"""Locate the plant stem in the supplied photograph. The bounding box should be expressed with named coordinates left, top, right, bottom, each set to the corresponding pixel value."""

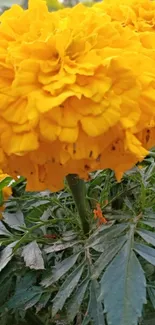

left=102, top=184, right=139, bottom=209
left=66, top=174, right=90, bottom=235
left=12, top=217, right=74, bottom=252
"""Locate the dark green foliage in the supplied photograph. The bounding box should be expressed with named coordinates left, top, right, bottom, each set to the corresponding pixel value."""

left=1, top=156, right=155, bottom=324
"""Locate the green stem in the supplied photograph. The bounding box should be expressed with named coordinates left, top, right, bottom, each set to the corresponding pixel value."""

left=66, top=174, right=90, bottom=235
left=12, top=217, right=74, bottom=252
left=102, top=184, right=139, bottom=210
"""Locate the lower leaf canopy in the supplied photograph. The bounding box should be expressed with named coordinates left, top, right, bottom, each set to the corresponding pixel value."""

left=99, top=233, right=146, bottom=325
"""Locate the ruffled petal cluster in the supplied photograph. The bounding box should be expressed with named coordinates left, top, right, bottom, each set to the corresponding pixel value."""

left=0, top=0, right=155, bottom=191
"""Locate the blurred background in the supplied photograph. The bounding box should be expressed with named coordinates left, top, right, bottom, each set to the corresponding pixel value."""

left=0, top=0, right=101, bottom=13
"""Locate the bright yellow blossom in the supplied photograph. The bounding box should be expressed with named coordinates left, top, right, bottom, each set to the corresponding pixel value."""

left=0, top=0, right=155, bottom=191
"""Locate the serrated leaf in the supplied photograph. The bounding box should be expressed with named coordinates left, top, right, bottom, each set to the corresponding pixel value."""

left=141, top=220, right=155, bottom=228
left=134, top=243, right=155, bottom=265
left=87, top=224, right=128, bottom=249
left=22, top=241, right=44, bottom=270
left=88, top=222, right=114, bottom=243
left=5, top=272, right=40, bottom=311
left=148, top=287, right=155, bottom=309
left=100, top=239, right=146, bottom=325
left=105, top=212, right=131, bottom=221
left=41, top=253, right=80, bottom=287
left=0, top=221, right=11, bottom=236
left=137, top=229, right=155, bottom=246
left=62, top=230, right=77, bottom=242
left=0, top=262, right=15, bottom=286
left=88, top=280, right=105, bottom=325
left=92, top=235, right=127, bottom=279
left=6, top=286, right=42, bottom=310
left=67, top=278, right=89, bottom=322
left=52, top=262, right=85, bottom=317
left=82, top=315, right=90, bottom=325
left=0, top=278, right=12, bottom=305
left=16, top=272, right=37, bottom=291
left=3, top=210, right=25, bottom=230
left=36, top=292, right=51, bottom=313
left=27, top=203, right=50, bottom=221
left=0, top=242, right=17, bottom=272
left=24, top=293, right=42, bottom=310
left=145, top=160, right=155, bottom=179
left=44, top=240, right=80, bottom=253
left=124, top=197, right=135, bottom=213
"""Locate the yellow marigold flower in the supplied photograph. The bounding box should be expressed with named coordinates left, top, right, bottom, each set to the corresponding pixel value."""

left=95, top=0, right=155, bottom=32
left=0, top=0, right=155, bottom=191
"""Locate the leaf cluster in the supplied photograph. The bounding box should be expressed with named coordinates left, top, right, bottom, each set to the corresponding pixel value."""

left=1, top=157, right=155, bottom=324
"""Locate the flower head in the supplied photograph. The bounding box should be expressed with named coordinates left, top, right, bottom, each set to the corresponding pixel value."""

left=0, top=0, right=155, bottom=191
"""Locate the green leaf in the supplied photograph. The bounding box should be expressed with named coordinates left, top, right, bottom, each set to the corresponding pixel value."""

left=3, top=210, right=25, bottom=230
left=124, top=197, right=135, bottom=213
left=145, top=160, right=155, bottom=179
left=148, top=287, right=155, bottom=309
left=100, top=237, right=146, bottom=325
left=0, top=242, right=17, bottom=272
left=0, top=221, right=11, bottom=236
left=0, top=191, right=3, bottom=205
left=82, top=315, right=90, bottom=325
left=142, top=313, right=155, bottom=325
left=22, top=241, right=44, bottom=270
left=141, top=220, right=155, bottom=228
left=0, top=278, right=12, bottom=305
left=5, top=272, right=41, bottom=310
left=88, top=224, right=128, bottom=251
left=27, top=203, right=50, bottom=222
left=44, top=240, right=81, bottom=253
left=88, top=222, right=114, bottom=243
left=67, top=278, right=89, bottom=322
left=24, top=293, right=42, bottom=310
left=41, top=253, right=80, bottom=287
left=134, top=243, right=155, bottom=265
left=104, top=212, right=131, bottom=221
left=143, top=320, right=155, bottom=325
left=136, top=229, right=155, bottom=246
left=11, top=175, right=25, bottom=188
left=6, top=286, right=42, bottom=310
left=87, top=280, right=105, bottom=325
left=36, top=292, right=51, bottom=312
left=0, top=177, right=13, bottom=190
left=62, top=230, right=77, bottom=242
left=16, top=272, right=37, bottom=290
left=0, top=262, right=15, bottom=286
left=92, top=235, right=127, bottom=279
left=52, top=262, right=85, bottom=317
